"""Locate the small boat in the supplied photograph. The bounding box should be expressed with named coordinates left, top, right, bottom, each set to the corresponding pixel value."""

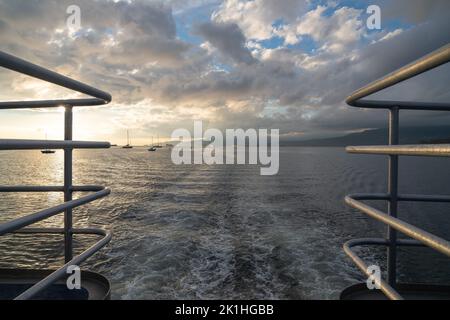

left=122, top=130, right=133, bottom=149
left=41, top=133, right=56, bottom=154
left=41, top=149, right=56, bottom=154
left=154, top=135, right=163, bottom=148
left=148, top=136, right=157, bottom=151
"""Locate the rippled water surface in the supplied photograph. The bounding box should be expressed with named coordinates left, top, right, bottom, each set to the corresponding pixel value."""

left=0, top=147, right=449, bottom=299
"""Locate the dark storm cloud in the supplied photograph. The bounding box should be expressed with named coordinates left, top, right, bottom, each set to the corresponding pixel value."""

left=380, top=0, right=450, bottom=24
left=0, top=0, right=193, bottom=103
left=318, top=11, right=450, bottom=107
left=194, top=21, right=256, bottom=65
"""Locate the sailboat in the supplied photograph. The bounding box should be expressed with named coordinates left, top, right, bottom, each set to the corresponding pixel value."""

left=122, top=130, right=133, bottom=149
left=148, top=136, right=157, bottom=151
left=154, top=135, right=163, bottom=148
left=41, top=149, right=56, bottom=154
left=41, top=133, right=56, bottom=154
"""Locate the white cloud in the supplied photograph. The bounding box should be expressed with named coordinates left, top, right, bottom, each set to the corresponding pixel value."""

left=212, top=0, right=309, bottom=41
left=277, top=5, right=365, bottom=52
left=376, top=28, right=403, bottom=43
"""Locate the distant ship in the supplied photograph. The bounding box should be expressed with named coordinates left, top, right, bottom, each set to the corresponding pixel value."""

left=148, top=136, right=157, bottom=151
left=41, top=149, right=56, bottom=154
left=122, top=130, right=133, bottom=149
left=154, top=135, right=163, bottom=148
left=41, top=133, right=55, bottom=154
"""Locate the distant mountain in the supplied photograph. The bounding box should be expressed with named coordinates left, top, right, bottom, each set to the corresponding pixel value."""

left=283, top=126, right=450, bottom=147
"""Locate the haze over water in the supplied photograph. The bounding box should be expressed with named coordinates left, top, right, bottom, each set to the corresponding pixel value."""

left=0, top=147, right=449, bottom=299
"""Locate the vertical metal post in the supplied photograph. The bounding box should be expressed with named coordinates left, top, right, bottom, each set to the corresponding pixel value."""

left=64, top=105, right=73, bottom=262
left=387, top=107, right=399, bottom=286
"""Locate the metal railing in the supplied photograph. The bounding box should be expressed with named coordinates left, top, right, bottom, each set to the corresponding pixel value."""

left=0, top=51, right=112, bottom=300
left=343, top=43, right=450, bottom=300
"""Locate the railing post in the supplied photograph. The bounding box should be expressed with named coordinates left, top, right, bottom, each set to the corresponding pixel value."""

left=387, top=106, right=399, bottom=286
left=64, top=105, right=73, bottom=262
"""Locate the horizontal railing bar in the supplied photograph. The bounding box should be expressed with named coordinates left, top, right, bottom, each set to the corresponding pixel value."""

left=346, top=144, right=450, bottom=157
left=13, top=227, right=108, bottom=236
left=348, top=100, right=450, bottom=110
left=73, top=185, right=106, bottom=192
left=398, top=194, right=450, bottom=202
left=0, top=139, right=110, bottom=150
left=345, top=238, right=424, bottom=248
left=0, top=186, right=64, bottom=192
left=343, top=240, right=403, bottom=300
left=0, top=98, right=107, bottom=110
left=14, top=228, right=111, bottom=300
left=346, top=44, right=450, bottom=107
left=0, top=185, right=105, bottom=193
left=0, top=51, right=111, bottom=104
left=345, top=196, right=450, bottom=257
left=349, top=193, right=390, bottom=200
left=350, top=193, right=450, bottom=203
left=0, top=189, right=110, bottom=236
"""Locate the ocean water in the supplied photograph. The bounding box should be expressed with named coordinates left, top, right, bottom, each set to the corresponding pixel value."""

left=0, top=147, right=449, bottom=299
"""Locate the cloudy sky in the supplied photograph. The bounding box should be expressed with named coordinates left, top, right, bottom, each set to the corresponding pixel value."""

left=0, top=0, right=449, bottom=144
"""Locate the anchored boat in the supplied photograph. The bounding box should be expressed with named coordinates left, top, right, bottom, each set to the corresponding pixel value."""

left=122, top=130, right=133, bottom=149
left=153, top=135, right=163, bottom=148
left=40, top=149, right=56, bottom=154
left=148, top=136, right=157, bottom=151
left=41, top=134, right=56, bottom=154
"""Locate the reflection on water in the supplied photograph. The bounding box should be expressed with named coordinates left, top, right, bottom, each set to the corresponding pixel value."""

left=0, top=147, right=449, bottom=299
